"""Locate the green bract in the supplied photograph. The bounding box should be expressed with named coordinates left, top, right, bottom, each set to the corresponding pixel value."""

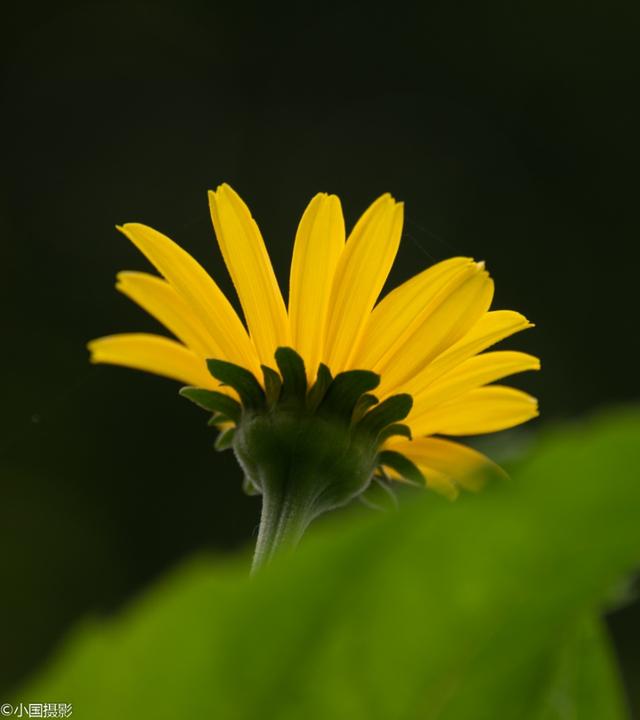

left=180, top=347, right=417, bottom=568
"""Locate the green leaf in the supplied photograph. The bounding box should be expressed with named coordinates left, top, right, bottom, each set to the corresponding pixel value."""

left=376, top=423, right=412, bottom=443
left=18, top=406, right=640, bottom=719
left=306, top=363, right=333, bottom=413
left=206, top=359, right=265, bottom=412
left=350, top=393, right=379, bottom=425
left=274, top=347, right=307, bottom=404
left=179, top=387, right=241, bottom=423
left=242, top=475, right=261, bottom=496
left=357, top=393, right=413, bottom=436
left=532, top=615, right=628, bottom=720
left=214, top=427, right=235, bottom=451
left=319, top=369, right=380, bottom=421
left=377, top=449, right=425, bottom=486
left=261, top=365, right=282, bottom=408
left=358, top=476, right=399, bottom=512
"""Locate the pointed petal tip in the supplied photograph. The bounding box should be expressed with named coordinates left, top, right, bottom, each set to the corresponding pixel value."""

left=317, top=191, right=343, bottom=207
left=441, top=484, right=460, bottom=501
left=114, top=269, right=134, bottom=287
left=512, top=352, right=541, bottom=372
left=117, top=222, right=151, bottom=239
left=207, top=189, right=218, bottom=210
left=115, top=269, right=145, bottom=285
left=508, top=311, right=535, bottom=330
left=208, top=184, right=233, bottom=205
left=114, top=269, right=153, bottom=291
left=519, top=392, right=540, bottom=415
left=86, top=337, right=106, bottom=361
left=213, top=182, right=240, bottom=199
left=306, top=191, right=329, bottom=208
left=372, top=192, right=399, bottom=208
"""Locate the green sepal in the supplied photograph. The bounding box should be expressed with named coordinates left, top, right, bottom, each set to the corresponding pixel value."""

left=359, top=475, right=399, bottom=511
left=206, top=359, right=265, bottom=412
left=319, top=370, right=380, bottom=421
left=377, top=450, right=425, bottom=487
left=261, top=365, right=282, bottom=408
left=357, top=394, right=413, bottom=436
left=377, top=423, right=413, bottom=444
left=351, top=393, right=379, bottom=426
left=179, top=387, right=242, bottom=424
left=275, top=347, right=307, bottom=404
left=214, top=427, right=236, bottom=451
left=242, top=475, right=261, bottom=496
left=306, top=363, right=333, bottom=412
left=207, top=413, right=222, bottom=427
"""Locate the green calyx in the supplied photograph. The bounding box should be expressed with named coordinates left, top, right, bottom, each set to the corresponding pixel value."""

left=180, top=347, right=422, bottom=570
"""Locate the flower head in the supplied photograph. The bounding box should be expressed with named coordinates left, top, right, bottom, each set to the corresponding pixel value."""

left=89, top=184, right=539, bottom=564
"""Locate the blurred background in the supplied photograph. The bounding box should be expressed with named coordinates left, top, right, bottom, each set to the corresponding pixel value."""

left=1, top=0, right=639, bottom=711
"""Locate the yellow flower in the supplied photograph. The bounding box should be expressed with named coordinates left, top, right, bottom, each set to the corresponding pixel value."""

left=89, top=184, right=539, bottom=501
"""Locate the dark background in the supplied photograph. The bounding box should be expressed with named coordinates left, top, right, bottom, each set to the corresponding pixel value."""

left=2, top=0, right=639, bottom=711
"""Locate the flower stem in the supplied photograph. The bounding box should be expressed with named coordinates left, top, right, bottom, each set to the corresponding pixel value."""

left=251, top=480, right=315, bottom=574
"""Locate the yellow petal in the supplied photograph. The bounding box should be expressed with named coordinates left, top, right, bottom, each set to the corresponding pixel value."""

left=118, top=223, right=259, bottom=376
left=387, top=436, right=507, bottom=495
left=323, top=194, right=404, bottom=373
left=411, top=351, right=540, bottom=416
left=403, top=310, right=533, bottom=398
left=410, top=385, right=539, bottom=437
left=116, top=272, right=217, bottom=359
left=382, top=461, right=459, bottom=499
left=88, top=333, right=217, bottom=389
left=289, top=193, right=345, bottom=380
left=208, top=184, right=290, bottom=367
left=377, top=267, right=494, bottom=397
left=351, top=256, right=476, bottom=370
